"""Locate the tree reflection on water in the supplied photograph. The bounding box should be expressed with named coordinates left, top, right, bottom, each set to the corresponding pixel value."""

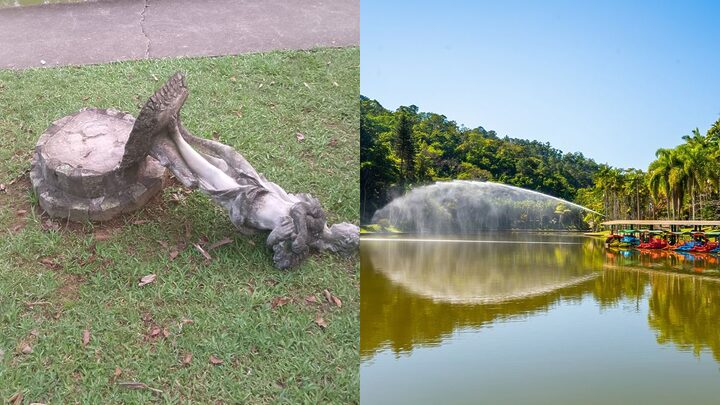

left=361, top=235, right=720, bottom=363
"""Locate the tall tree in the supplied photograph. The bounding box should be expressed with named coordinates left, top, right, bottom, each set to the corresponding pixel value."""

left=648, top=150, right=673, bottom=218
left=360, top=99, right=398, bottom=222
left=394, top=111, right=415, bottom=184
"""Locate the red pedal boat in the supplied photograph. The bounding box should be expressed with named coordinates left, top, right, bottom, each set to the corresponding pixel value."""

left=636, top=230, right=668, bottom=250
left=690, top=241, right=719, bottom=253
left=637, top=238, right=668, bottom=249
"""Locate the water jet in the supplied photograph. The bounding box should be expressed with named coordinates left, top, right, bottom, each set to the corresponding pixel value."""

left=372, top=180, right=599, bottom=234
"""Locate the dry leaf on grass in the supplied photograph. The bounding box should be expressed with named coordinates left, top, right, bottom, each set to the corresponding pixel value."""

left=19, top=342, right=32, bottom=354
left=181, top=353, right=192, bottom=366
left=82, top=329, right=90, bottom=346
left=118, top=381, right=163, bottom=393
left=323, top=289, right=342, bottom=308
left=149, top=326, right=162, bottom=338
left=138, top=274, right=156, bottom=287
left=271, top=297, right=290, bottom=309
left=9, top=172, right=25, bottom=185
left=138, top=273, right=157, bottom=286
left=209, top=355, right=224, bottom=365
left=15, top=209, right=27, bottom=216
left=208, top=237, right=233, bottom=250
left=295, top=132, right=305, bottom=142
left=39, top=257, right=60, bottom=270
left=245, top=283, right=255, bottom=294
left=169, top=249, right=179, bottom=261
left=0, top=183, right=5, bottom=192
left=304, top=295, right=318, bottom=304
left=178, top=318, right=193, bottom=332
left=193, top=243, right=212, bottom=261
left=8, top=392, right=23, bottom=405
left=314, top=314, right=328, bottom=329
left=114, top=367, right=122, bottom=378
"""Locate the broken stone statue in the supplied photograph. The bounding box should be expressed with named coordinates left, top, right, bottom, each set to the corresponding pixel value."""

left=30, top=72, right=359, bottom=269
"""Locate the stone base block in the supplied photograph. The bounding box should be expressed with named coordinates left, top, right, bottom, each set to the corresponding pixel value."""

left=29, top=108, right=167, bottom=222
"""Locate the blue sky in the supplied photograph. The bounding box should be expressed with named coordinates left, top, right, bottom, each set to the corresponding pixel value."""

left=361, top=1, right=720, bottom=169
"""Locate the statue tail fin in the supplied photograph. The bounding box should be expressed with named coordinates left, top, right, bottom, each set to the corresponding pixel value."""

left=119, top=72, right=189, bottom=169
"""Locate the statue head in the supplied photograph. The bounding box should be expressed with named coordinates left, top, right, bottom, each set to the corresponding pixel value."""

left=312, top=222, right=359, bottom=256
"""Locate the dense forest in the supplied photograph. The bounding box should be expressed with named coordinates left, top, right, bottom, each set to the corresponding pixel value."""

left=360, top=96, right=720, bottom=227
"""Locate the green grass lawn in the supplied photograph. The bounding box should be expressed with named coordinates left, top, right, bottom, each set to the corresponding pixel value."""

left=0, top=47, right=359, bottom=404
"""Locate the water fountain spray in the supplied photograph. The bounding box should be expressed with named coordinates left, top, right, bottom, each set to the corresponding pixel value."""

left=372, top=180, right=600, bottom=233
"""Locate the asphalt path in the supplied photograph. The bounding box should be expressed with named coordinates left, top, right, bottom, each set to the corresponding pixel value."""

left=0, top=0, right=359, bottom=69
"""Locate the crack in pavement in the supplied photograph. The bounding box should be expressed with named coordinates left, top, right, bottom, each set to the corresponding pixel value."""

left=0, top=0, right=358, bottom=69
left=140, top=0, right=151, bottom=58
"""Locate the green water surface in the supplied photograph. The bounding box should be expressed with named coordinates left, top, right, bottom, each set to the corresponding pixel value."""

left=361, top=233, right=720, bottom=404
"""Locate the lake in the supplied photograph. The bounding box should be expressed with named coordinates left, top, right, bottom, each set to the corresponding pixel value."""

left=361, top=233, right=720, bottom=404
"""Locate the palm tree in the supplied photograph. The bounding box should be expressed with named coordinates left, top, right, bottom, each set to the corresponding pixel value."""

left=594, top=166, right=630, bottom=219
left=645, top=124, right=720, bottom=220
left=679, top=129, right=713, bottom=219
left=594, top=166, right=621, bottom=219
left=623, top=169, right=646, bottom=220
left=648, top=152, right=672, bottom=219
left=650, top=148, right=688, bottom=219
left=609, top=168, right=627, bottom=219
left=594, top=165, right=612, bottom=218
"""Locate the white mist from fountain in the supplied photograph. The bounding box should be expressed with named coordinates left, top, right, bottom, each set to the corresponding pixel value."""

left=371, top=180, right=600, bottom=234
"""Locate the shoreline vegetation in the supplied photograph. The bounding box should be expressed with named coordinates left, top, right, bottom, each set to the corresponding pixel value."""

left=361, top=96, right=720, bottom=230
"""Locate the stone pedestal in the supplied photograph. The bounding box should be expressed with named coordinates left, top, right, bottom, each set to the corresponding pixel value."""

left=30, top=108, right=166, bottom=222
